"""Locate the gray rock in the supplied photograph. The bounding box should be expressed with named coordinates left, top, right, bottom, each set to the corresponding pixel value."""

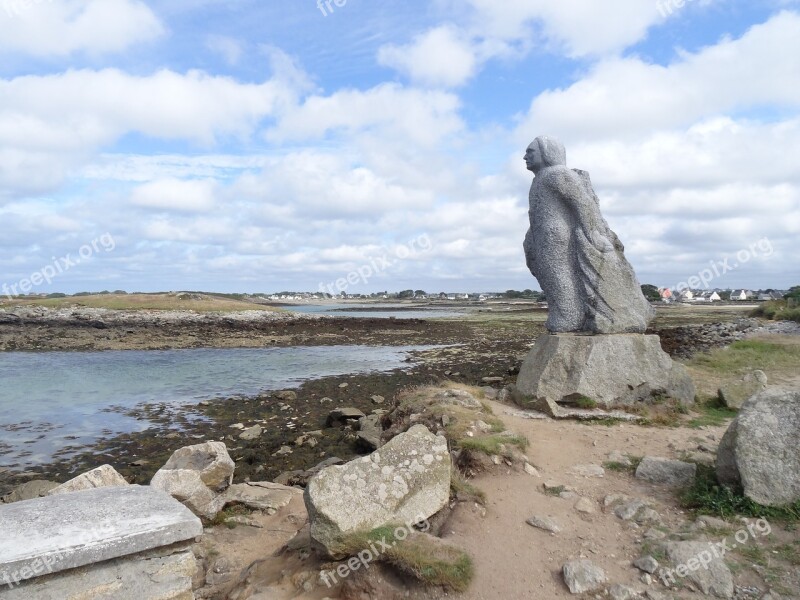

left=157, top=441, right=234, bottom=492
left=526, top=515, right=561, bottom=533
left=221, top=482, right=300, bottom=513
left=523, top=136, right=654, bottom=334
left=433, top=388, right=483, bottom=409
left=609, top=584, right=641, bottom=600
left=304, top=424, right=450, bottom=558
left=574, top=497, right=597, bottom=514
left=0, top=486, right=201, bottom=581
left=523, top=463, right=541, bottom=477
left=716, top=389, right=800, bottom=506
left=608, top=450, right=633, bottom=466
left=371, top=395, right=385, bottom=404
left=718, top=370, right=767, bottom=409
left=326, top=407, right=366, bottom=427
left=275, top=390, right=297, bottom=401
left=517, top=334, right=695, bottom=408
left=571, top=464, right=605, bottom=478
left=239, top=425, right=263, bottom=441
left=614, top=499, right=648, bottom=521
left=150, top=468, right=225, bottom=520
left=663, top=541, right=734, bottom=598
left=48, top=465, right=128, bottom=496
left=635, top=457, right=696, bottom=487
left=1, top=480, right=58, bottom=504
left=633, top=555, right=659, bottom=574
left=561, top=558, right=608, bottom=594
left=356, top=414, right=383, bottom=451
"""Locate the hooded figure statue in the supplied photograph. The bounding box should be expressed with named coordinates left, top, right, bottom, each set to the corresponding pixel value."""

left=523, top=136, right=655, bottom=334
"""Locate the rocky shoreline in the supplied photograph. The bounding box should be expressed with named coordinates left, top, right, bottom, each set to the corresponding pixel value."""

left=1, top=309, right=791, bottom=498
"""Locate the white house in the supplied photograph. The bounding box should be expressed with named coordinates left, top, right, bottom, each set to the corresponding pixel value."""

left=730, top=290, right=751, bottom=301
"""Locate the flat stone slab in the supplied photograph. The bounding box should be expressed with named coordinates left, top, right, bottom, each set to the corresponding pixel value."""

left=0, top=485, right=202, bottom=584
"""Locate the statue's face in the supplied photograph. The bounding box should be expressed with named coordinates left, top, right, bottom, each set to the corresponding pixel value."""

left=524, top=142, right=542, bottom=172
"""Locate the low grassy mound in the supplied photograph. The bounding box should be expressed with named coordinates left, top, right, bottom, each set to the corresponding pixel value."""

left=3, top=292, right=280, bottom=313
left=750, top=299, right=800, bottom=323
left=332, top=526, right=474, bottom=592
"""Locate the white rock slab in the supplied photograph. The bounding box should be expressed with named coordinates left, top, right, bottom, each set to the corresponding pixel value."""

left=0, top=485, right=202, bottom=584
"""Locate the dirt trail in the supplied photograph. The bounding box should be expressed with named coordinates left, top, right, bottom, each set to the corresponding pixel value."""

left=445, top=401, right=730, bottom=599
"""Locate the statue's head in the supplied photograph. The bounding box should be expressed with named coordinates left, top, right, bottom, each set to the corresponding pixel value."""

left=524, top=136, right=566, bottom=173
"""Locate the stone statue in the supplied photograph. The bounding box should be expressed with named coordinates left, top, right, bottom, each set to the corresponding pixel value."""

left=523, top=136, right=655, bottom=334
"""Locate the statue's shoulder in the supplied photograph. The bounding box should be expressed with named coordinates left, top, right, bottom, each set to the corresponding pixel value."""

left=536, top=165, right=582, bottom=191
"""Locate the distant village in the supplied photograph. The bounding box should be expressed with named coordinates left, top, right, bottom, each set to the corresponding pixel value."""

left=5, top=287, right=791, bottom=304
left=256, top=287, right=789, bottom=304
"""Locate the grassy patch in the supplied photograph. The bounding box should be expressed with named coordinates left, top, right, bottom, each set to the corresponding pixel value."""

left=681, top=464, right=800, bottom=522
left=543, top=485, right=565, bottom=497
left=572, top=395, right=598, bottom=409
left=688, top=339, right=800, bottom=376
left=774, top=542, right=800, bottom=566
left=457, top=433, right=528, bottom=455
left=387, top=534, right=474, bottom=591
left=333, top=525, right=474, bottom=592
left=450, top=469, right=486, bottom=505
left=603, top=455, right=642, bottom=474
left=688, top=396, right=738, bottom=428
left=641, top=541, right=668, bottom=563
left=210, top=504, right=253, bottom=528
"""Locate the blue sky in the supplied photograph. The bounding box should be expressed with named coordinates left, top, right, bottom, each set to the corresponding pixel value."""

left=1, top=0, right=799, bottom=295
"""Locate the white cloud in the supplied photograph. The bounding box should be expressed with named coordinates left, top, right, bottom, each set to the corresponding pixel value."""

left=267, top=83, right=464, bottom=148
left=0, top=0, right=164, bottom=57
left=206, top=35, right=244, bottom=66
left=130, top=178, right=218, bottom=212
left=377, top=26, right=478, bottom=88
left=516, top=11, right=800, bottom=142
left=459, top=0, right=667, bottom=57
left=0, top=68, right=303, bottom=201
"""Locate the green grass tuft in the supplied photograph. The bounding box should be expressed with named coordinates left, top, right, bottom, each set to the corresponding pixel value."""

left=457, top=433, right=528, bottom=455
left=573, top=395, right=598, bottom=409
left=681, top=464, right=800, bottom=522
left=688, top=396, right=738, bottom=428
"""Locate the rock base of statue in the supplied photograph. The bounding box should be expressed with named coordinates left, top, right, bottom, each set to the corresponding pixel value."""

left=516, top=333, right=695, bottom=409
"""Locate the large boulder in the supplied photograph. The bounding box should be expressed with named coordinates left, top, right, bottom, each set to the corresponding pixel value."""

left=48, top=465, right=128, bottom=496
left=304, top=424, right=451, bottom=558
left=718, top=370, right=767, bottom=409
left=1, top=480, right=58, bottom=504
left=716, top=389, right=800, bottom=506
left=150, top=469, right=225, bottom=521
left=151, top=441, right=235, bottom=520
left=516, top=333, right=695, bottom=408
left=157, top=441, right=234, bottom=492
